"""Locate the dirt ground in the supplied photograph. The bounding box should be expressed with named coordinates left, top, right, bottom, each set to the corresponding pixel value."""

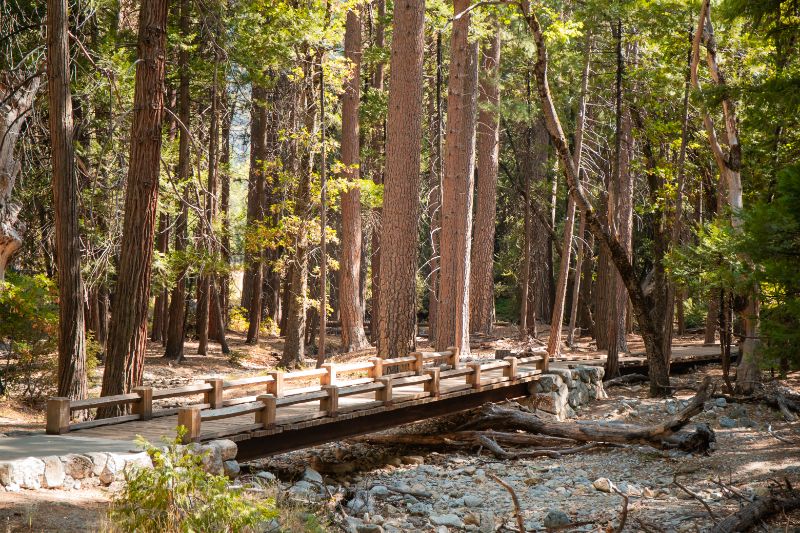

left=1, top=327, right=797, bottom=531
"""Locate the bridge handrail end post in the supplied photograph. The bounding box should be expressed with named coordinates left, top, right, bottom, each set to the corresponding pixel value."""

left=177, top=406, right=201, bottom=443
left=46, top=397, right=71, bottom=435
left=132, top=386, right=153, bottom=420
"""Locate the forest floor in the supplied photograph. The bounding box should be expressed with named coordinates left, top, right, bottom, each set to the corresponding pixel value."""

left=1, top=328, right=798, bottom=531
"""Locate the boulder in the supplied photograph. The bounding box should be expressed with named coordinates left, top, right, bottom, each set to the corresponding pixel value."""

left=430, top=514, right=464, bottom=528
left=593, top=478, right=614, bottom=493
left=0, top=458, right=45, bottom=489
left=84, top=452, right=109, bottom=477
left=302, top=467, right=324, bottom=484
left=209, top=439, right=238, bottom=461
left=62, top=454, right=93, bottom=480
left=100, top=454, right=127, bottom=484
left=196, top=444, right=224, bottom=475
left=223, top=460, right=240, bottom=479
left=42, top=456, right=65, bottom=489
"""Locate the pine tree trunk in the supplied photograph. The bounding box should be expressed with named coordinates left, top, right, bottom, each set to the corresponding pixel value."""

left=151, top=212, right=169, bottom=343
left=469, top=21, right=501, bottom=336
left=376, top=0, right=425, bottom=358
left=164, top=0, right=190, bottom=362
left=246, top=84, right=268, bottom=345
left=339, top=10, right=369, bottom=352
left=435, top=0, right=478, bottom=354
left=48, top=0, right=88, bottom=401
left=219, top=92, right=232, bottom=328
left=99, top=0, right=169, bottom=413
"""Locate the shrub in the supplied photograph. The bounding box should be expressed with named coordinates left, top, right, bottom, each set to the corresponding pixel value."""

left=109, top=429, right=278, bottom=532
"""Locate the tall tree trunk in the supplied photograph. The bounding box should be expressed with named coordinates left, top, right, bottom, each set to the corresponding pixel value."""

left=164, top=0, right=190, bottom=362
left=151, top=212, right=169, bottom=343
left=368, top=0, right=386, bottom=344
left=99, top=0, right=169, bottom=413
left=48, top=0, right=88, bottom=401
left=245, top=84, right=268, bottom=345
left=435, top=0, right=479, bottom=354
left=567, top=213, right=586, bottom=345
left=219, top=92, right=232, bottom=328
left=427, top=33, right=443, bottom=341
left=469, top=21, right=501, bottom=336
left=0, top=74, right=39, bottom=283
left=376, top=0, right=426, bottom=358
left=547, top=32, right=591, bottom=359
left=339, top=10, right=369, bottom=353
left=282, top=72, right=315, bottom=367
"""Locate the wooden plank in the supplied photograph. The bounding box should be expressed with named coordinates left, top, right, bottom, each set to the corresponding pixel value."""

left=201, top=402, right=262, bottom=421
left=338, top=381, right=385, bottom=397
left=152, top=383, right=213, bottom=400
left=152, top=403, right=211, bottom=418
left=70, top=414, right=141, bottom=431
left=335, top=361, right=375, bottom=373
left=284, top=368, right=327, bottom=381
left=392, top=374, right=432, bottom=387
left=223, top=375, right=274, bottom=389
left=71, top=393, right=140, bottom=411
left=276, top=390, right=328, bottom=407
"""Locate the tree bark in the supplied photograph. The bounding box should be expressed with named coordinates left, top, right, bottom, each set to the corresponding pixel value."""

left=469, top=20, right=501, bottom=336
left=246, top=84, right=268, bottom=345
left=435, top=0, right=479, bottom=354
left=339, top=10, right=369, bottom=353
left=99, top=0, right=169, bottom=413
left=151, top=212, right=169, bottom=343
left=48, top=0, right=88, bottom=401
left=164, top=0, right=190, bottom=362
left=376, top=0, right=426, bottom=357
left=0, top=74, right=40, bottom=283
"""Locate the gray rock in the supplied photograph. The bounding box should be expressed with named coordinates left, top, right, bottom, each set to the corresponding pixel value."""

left=223, top=460, right=240, bottom=478
left=121, top=452, right=152, bottom=472
left=463, top=494, right=482, bottom=507
left=84, top=452, right=110, bottom=477
left=100, top=454, right=126, bottom=484
left=302, top=467, right=324, bottom=484
left=730, top=405, right=748, bottom=418
left=209, top=439, right=238, bottom=461
left=289, top=480, right=320, bottom=500
left=547, top=368, right=574, bottom=388
left=430, top=514, right=464, bottom=528
left=543, top=509, right=571, bottom=529
left=479, top=511, right=495, bottom=533
left=257, top=470, right=276, bottom=482
left=719, top=416, right=737, bottom=428
left=63, top=454, right=93, bottom=480
left=406, top=502, right=430, bottom=516
left=370, top=485, right=390, bottom=496
left=197, top=444, right=224, bottom=475
left=356, top=525, right=383, bottom=533
left=42, top=456, right=65, bottom=489
left=537, top=374, right=565, bottom=393
left=738, top=417, right=757, bottom=428
left=0, top=458, right=45, bottom=489
left=347, top=489, right=372, bottom=515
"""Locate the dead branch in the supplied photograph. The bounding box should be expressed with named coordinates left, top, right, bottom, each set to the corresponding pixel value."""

left=354, top=430, right=578, bottom=449
left=767, top=424, right=797, bottom=445
left=464, top=377, right=715, bottom=451
left=673, top=476, right=719, bottom=523
left=489, top=474, right=526, bottom=533
left=711, top=491, right=800, bottom=533
left=604, top=373, right=649, bottom=388
left=611, top=486, right=629, bottom=533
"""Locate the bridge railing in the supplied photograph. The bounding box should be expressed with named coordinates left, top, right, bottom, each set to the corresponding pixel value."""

left=46, top=346, right=545, bottom=440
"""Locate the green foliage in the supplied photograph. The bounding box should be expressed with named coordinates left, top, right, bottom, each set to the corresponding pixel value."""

left=741, top=165, right=800, bottom=369
left=110, top=429, right=278, bottom=533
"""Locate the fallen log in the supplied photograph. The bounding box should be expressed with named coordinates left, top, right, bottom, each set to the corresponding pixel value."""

left=711, top=492, right=800, bottom=533
left=604, top=373, right=649, bottom=388
left=353, top=430, right=577, bottom=449
left=463, top=377, right=716, bottom=452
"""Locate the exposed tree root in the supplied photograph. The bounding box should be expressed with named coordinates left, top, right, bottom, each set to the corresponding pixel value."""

left=604, top=373, right=649, bottom=388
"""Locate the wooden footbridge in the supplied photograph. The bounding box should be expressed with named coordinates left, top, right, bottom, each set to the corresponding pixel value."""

left=42, top=343, right=721, bottom=461
left=45, top=348, right=547, bottom=460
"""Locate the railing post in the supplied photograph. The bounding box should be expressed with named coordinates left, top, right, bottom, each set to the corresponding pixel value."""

left=132, top=386, right=153, bottom=420
left=376, top=377, right=393, bottom=404
left=177, top=406, right=201, bottom=443
left=467, top=362, right=482, bottom=389
left=267, top=371, right=284, bottom=398
left=255, top=394, right=277, bottom=428
left=204, top=378, right=224, bottom=409
left=447, top=345, right=461, bottom=369
left=320, top=385, right=339, bottom=416
left=46, top=397, right=71, bottom=435
left=369, top=357, right=383, bottom=379
left=423, top=368, right=440, bottom=397
left=412, top=352, right=424, bottom=375
left=321, top=363, right=336, bottom=386
left=503, top=356, right=519, bottom=381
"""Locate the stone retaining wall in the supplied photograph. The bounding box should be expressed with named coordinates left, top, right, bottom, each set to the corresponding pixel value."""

left=530, top=365, right=607, bottom=420
left=0, top=439, right=240, bottom=492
